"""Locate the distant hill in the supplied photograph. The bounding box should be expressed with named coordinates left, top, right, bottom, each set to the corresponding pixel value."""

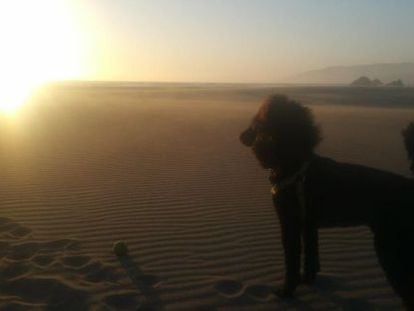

left=350, top=76, right=404, bottom=87
left=350, top=76, right=376, bottom=86
left=372, top=78, right=384, bottom=86
left=386, top=79, right=405, bottom=87
left=292, top=63, right=414, bottom=85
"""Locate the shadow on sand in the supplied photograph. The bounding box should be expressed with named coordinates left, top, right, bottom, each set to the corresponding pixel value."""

left=213, top=274, right=382, bottom=310
left=116, top=252, right=164, bottom=310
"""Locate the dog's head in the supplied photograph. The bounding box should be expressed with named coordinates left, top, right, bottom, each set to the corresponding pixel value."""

left=240, top=94, right=321, bottom=172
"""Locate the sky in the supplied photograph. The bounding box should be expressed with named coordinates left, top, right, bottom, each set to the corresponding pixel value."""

left=3, top=0, right=414, bottom=85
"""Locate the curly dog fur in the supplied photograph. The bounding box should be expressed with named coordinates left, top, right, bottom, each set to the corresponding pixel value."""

left=240, top=94, right=414, bottom=309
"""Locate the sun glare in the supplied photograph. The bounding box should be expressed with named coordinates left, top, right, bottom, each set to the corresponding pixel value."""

left=0, top=0, right=82, bottom=114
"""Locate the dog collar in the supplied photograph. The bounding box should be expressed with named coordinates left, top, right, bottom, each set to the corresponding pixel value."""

left=270, top=161, right=310, bottom=195
left=270, top=162, right=310, bottom=224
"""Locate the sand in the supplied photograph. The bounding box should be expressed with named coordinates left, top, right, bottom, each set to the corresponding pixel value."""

left=1, top=85, right=413, bottom=310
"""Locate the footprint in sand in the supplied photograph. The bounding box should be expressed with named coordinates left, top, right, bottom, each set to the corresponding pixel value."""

left=2, top=276, right=90, bottom=309
left=7, top=242, right=39, bottom=260
left=0, top=261, right=31, bottom=279
left=0, top=218, right=31, bottom=239
left=244, top=284, right=276, bottom=302
left=103, top=290, right=144, bottom=310
left=60, top=255, right=91, bottom=268
left=0, top=216, right=12, bottom=229
left=10, top=224, right=32, bottom=238
left=0, top=217, right=149, bottom=310
left=32, top=254, right=55, bottom=267
left=39, top=238, right=81, bottom=253
left=0, top=241, right=10, bottom=258
left=214, top=279, right=245, bottom=298
left=80, top=260, right=124, bottom=283
left=214, top=279, right=276, bottom=302
left=5, top=239, right=81, bottom=261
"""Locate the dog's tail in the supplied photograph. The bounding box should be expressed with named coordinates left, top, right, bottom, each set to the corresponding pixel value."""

left=402, top=122, right=414, bottom=174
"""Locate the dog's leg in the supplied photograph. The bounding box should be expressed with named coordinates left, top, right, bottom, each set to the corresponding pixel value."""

left=299, top=181, right=320, bottom=284
left=303, top=221, right=320, bottom=284
left=374, top=229, right=414, bottom=310
left=273, top=188, right=302, bottom=297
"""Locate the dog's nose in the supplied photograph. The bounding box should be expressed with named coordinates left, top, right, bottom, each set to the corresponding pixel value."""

left=240, top=128, right=256, bottom=147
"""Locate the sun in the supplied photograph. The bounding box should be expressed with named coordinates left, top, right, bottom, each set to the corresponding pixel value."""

left=0, top=0, right=82, bottom=114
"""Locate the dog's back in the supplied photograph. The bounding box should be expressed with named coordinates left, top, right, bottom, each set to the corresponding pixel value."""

left=305, top=155, right=414, bottom=230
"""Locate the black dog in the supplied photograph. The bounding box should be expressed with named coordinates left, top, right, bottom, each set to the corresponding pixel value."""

left=240, top=94, right=414, bottom=309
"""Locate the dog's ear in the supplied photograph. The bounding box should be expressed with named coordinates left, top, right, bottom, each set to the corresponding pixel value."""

left=240, top=127, right=256, bottom=147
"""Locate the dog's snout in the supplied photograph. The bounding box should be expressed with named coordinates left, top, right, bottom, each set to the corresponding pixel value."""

left=240, top=128, right=256, bottom=147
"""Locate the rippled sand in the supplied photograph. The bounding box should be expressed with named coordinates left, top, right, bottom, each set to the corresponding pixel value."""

left=1, top=85, right=413, bottom=309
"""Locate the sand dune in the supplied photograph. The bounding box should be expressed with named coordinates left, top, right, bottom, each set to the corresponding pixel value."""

left=1, top=86, right=413, bottom=310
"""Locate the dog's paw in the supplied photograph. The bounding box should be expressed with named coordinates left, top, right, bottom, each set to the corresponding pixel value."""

left=273, top=287, right=294, bottom=299
left=302, top=271, right=318, bottom=285
left=274, top=276, right=301, bottom=299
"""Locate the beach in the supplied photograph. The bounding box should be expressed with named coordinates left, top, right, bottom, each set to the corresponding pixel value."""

left=1, top=85, right=413, bottom=310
